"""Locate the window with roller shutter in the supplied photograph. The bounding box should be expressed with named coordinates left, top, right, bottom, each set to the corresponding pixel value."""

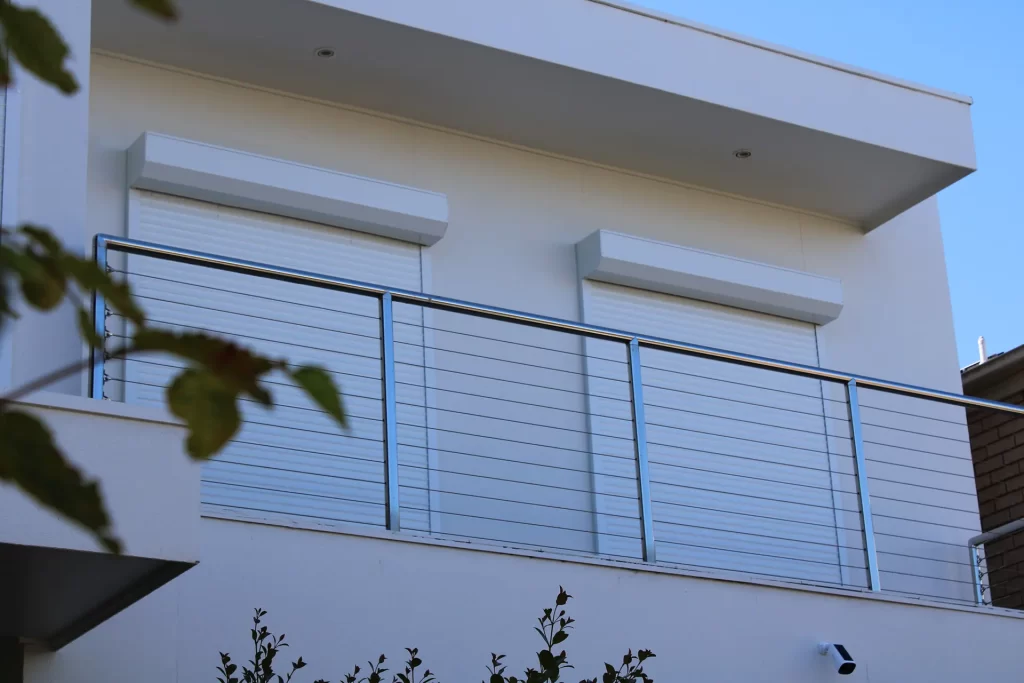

left=580, top=279, right=857, bottom=586
left=118, top=190, right=430, bottom=533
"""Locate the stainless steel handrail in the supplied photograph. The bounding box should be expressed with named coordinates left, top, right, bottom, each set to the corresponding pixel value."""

left=91, top=233, right=1024, bottom=601
left=92, top=234, right=1024, bottom=417
left=968, top=518, right=1024, bottom=605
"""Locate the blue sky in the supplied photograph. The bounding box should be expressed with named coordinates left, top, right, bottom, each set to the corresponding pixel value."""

left=634, top=0, right=1022, bottom=367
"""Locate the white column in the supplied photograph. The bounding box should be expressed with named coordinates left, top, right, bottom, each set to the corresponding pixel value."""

left=7, top=0, right=93, bottom=395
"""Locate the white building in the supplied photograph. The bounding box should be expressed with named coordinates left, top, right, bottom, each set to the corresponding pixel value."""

left=2, top=0, right=1023, bottom=680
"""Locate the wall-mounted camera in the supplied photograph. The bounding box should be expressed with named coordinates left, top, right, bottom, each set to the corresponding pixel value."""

left=819, top=643, right=856, bottom=675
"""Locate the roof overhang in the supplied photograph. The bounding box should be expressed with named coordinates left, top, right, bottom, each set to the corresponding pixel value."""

left=962, top=345, right=1024, bottom=398
left=92, top=0, right=976, bottom=230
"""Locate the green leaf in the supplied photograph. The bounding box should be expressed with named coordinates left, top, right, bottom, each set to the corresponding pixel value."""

left=167, top=369, right=241, bottom=459
left=76, top=305, right=103, bottom=347
left=133, top=328, right=217, bottom=361
left=15, top=226, right=144, bottom=325
left=0, top=47, right=9, bottom=88
left=134, top=329, right=275, bottom=400
left=21, top=259, right=65, bottom=310
left=0, top=3, right=78, bottom=94
left=19, top=225, right=62, bottom=253
left=247, top=382, right=273, bottom=408
left=290, top=366, right=346, bottom=429
left=0, top=409, right=121, bottom=552
left=129, top=0, right=179, bottom=20
left=0, top=260, right=16, bottom=321
left=61, top=255, right=145, bottom=325
left=1, top=246, right=66, bottom=311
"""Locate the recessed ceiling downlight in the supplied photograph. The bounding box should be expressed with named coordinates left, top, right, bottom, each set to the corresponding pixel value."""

left=315, top=47, right=336, bottom=59
left=732, top=148, right=753, bottom=159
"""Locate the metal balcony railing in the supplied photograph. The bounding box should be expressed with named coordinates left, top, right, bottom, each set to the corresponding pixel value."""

left=90, top=234, right=1024, bottom=607
left=970, top=519, right=1024, bottom=607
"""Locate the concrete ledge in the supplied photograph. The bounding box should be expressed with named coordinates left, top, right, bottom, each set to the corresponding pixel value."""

left=202, top=506, right=1024, bottom=621
left=15, top=390, right=179, bottom=427
left=126, top=132, right=449, bottom=245
left=576, top=230, right=844, bottom=324
left=2, top=393, right=196, bottom=560
left=0, top=393, right=199, bottom=649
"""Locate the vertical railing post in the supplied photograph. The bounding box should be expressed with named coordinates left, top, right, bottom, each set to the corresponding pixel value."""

left=970, top=543, right=985, bottom=605
left=627, top=338, right=656, bottom=563
left=847, top=379, right=881, bottom=591
left=89, top=236, right=108, bottom=399
left=380, top=292, right=401, bottom=531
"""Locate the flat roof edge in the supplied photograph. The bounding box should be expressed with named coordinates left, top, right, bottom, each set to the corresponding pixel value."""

left=587, top=0, right=974, bottom=106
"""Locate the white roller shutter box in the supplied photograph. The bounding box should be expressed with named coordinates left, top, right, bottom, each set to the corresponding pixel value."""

left=582, top=280, right=858, bottom=586
left=120, top=191, right=429, bottom=532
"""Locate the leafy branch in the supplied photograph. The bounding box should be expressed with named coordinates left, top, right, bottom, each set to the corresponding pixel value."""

left=484, top=587, right=653, bottom=683
left=0, top=225, right=347, bottom=553
left=0, top=0, right=353, bottom=555
left=217, top=590, right=654, bottom=683
left=0, top=0, right=177, bottom=93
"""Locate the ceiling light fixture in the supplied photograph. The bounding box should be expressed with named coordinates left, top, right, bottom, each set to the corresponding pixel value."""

left=315, top=47, right=336, bottom=59
left=732, top=148, right=752, bottom=159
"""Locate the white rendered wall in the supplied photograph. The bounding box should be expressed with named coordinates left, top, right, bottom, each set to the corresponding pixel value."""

left=24, top=519, right=1024, bottom=682
left=85, top=54, right=963, bottom=394
left=7, top=0, right=93, bottom=395
left=18, top=52, right=1000, bottom=681
left=80, top=54, right=977, bottom=594
left=0, top=392, right=198, bottom=562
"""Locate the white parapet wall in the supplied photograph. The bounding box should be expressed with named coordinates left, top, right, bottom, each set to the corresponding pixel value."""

left=0, top=392, right=199, bottom=560
left=23, top=518, right=1024, bottom=682
left=0, top=392, right=200, bottom=649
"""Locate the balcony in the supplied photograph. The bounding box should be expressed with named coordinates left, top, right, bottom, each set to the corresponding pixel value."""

left=88, top=234, right=1023, bottom=610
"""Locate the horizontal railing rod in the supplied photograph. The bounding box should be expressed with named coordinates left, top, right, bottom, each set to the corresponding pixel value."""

left=95, top=234, right=1024, bottom=417
left=969, top=518, right=1024, bottom=548
left=98, top=234, right=389, bottom=297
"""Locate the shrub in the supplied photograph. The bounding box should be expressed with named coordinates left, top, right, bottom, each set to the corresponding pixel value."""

left=216, top=588, right=654, bottom=683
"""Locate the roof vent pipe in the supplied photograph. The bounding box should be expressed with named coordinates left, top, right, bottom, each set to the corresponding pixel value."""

left=979, top=336, right=988, bottom=364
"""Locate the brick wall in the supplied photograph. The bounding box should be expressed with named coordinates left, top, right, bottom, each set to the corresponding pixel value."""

left=966, top=370, right=1024, bottom=608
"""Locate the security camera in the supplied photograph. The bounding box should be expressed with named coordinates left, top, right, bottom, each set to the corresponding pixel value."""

left=819, top=643, right=856, bottom=675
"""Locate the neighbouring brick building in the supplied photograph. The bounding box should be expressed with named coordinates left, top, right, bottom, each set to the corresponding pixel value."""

left=963, top=343, right=1024, bottom=608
